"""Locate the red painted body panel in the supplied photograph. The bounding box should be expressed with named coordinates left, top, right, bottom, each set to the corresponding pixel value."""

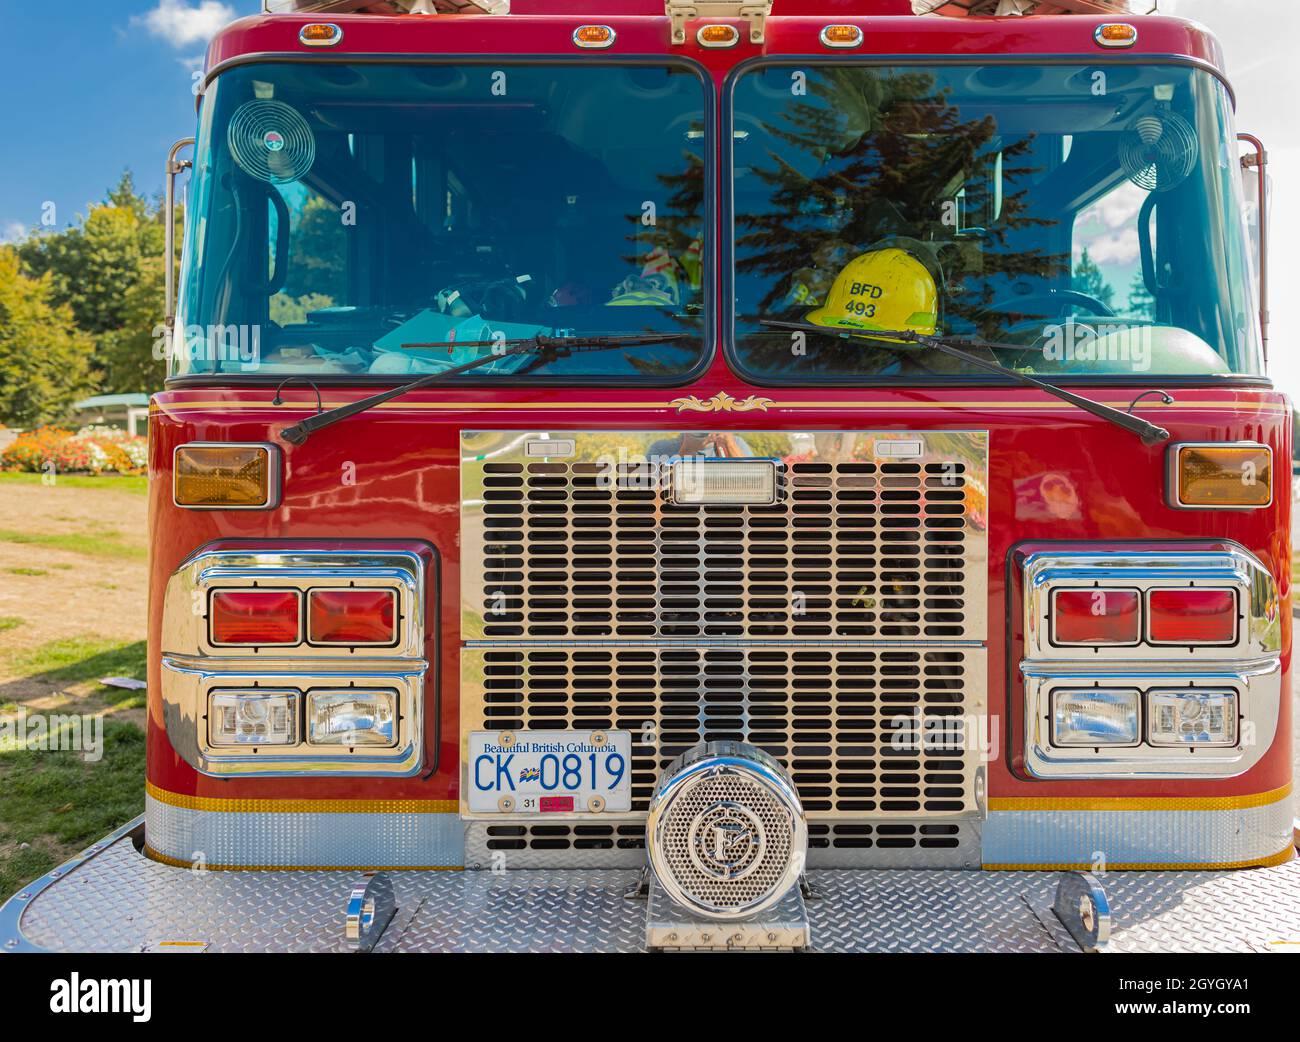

left=147, top=7, right=1286, bottom=814
left=147, top=384, right=1293, bottom=805
left=205, top=12, right=1225, bottom=80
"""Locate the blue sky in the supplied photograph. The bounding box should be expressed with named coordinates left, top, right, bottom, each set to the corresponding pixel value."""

left=0, top=0, right=259, bottom=241
left=1, top=0, right=1294, bottom=398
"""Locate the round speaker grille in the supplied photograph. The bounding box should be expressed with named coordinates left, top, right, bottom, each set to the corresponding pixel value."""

left=228, top=100, right=316, bottom=184
left=647, top=742, right=806, bottom=920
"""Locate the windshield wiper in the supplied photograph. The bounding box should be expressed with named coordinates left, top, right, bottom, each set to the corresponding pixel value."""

left=761, top=320, right=1170, bottom=445
left=279, top=332, right=687, bottom=445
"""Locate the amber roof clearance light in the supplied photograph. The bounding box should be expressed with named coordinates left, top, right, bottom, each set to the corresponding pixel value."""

left=820, top=25, right=863, bottom=49
left=697, top=24, right=740, bottom=48
left=299, top=23, right=343, bottom=47
left=1094, top=23, right=1138, bottom=48
left=573, top=25, right=615, bottom=48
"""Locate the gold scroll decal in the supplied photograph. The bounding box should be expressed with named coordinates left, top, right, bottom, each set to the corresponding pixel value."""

left=670, top=391, right=776, bottom=414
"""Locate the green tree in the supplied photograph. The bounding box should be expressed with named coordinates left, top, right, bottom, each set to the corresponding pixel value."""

left=16, top=171, right=168, bottom=393
left=734, top=66, right=1067, bottom=375
left=280, top=193, right=346, bottom=302
left=98, top=256, right=168, bottom=394
left=1072, top=247, right=1115, bottom=312
left=0, top=247, right=95, bottom=427
left=1126, top=268, right=1156, bottom=320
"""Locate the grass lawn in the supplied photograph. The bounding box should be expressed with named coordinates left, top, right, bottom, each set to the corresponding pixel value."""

left=0, top=475, right=151, bottom=898
left=4, top=638, right=149, bottom=717
left=0, top=471, right=147, bottom=495
left=0, top=635, right=149, bottom=896
left=0, top=722, right=145, bottom=898
left=0, top=527, right=146, bottom=561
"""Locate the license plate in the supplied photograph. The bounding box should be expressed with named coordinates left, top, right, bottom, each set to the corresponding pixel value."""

left=466, top=730, right=633, bottom=814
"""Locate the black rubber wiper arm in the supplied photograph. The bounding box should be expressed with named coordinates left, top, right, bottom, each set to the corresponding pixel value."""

left=761, top=320, right=1170, bottom=446
left=278, top=333, right=686, bottom=445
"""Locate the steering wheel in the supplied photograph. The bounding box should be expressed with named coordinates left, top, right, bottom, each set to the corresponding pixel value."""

left=991, top=288, right=1117, bottom=321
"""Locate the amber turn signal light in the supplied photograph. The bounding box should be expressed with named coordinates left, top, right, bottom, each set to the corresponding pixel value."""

left=174, top=443, right=280, bottom=509
left=1167, top=443, right=1272, bottom=509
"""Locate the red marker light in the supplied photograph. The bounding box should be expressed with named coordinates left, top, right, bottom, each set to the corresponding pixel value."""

left=210, top=590, right=300, bottom=645
left=1051, top=588, right=1140, bottom=645
left=1147, top=589, right=1237, bottom=644
left=308, top=589, right=398, bottom=645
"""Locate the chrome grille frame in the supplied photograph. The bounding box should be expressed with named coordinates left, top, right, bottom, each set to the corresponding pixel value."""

left=460, top=430, right=989, bottom=862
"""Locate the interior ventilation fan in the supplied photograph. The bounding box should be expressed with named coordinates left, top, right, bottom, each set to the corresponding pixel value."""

left=227, top=100, right=316, bottom=184
left=1118, top=108, right=1198, bottom=193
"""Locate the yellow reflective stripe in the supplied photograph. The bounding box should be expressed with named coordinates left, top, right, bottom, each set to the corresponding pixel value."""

left=145, top=780, right=456, bottom=814
left=984, top=844, right=1295, bottom=872
left=987, top=782, right=1291, bottom=813
left=143, top=844, right=461, bottom=872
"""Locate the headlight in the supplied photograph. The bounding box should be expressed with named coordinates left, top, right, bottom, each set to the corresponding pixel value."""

left=1147, top=689, right=1238, bottom=746
left=306, top=689, right=398, bottom=747
left=1050, top=688, right=1140, bottom=747
left=669, top=459, right=778, bottom=505
left=209, top=690, right=298, bottom=746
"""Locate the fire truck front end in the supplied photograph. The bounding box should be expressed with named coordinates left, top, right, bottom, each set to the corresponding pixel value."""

left=4, top=0, right=1299, bottom=953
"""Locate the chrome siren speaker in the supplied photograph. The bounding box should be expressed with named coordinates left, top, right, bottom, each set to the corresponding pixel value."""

left=646, top=742, right=807, bottom=920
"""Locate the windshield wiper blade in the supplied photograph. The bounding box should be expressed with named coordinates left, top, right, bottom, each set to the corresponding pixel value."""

left=279, top=332, right=687, bottom=445
left=761, top=320, right=1170, bottom=445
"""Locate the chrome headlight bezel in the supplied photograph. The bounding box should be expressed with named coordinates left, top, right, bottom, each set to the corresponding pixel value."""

left=160, top=546, right=431, bottom=777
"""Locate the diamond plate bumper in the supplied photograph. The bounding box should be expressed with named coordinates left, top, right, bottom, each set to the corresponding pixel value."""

left=3, top=816, right=1299, bottom=953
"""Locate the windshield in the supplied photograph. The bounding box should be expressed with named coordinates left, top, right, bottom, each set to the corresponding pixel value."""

left=731, top=63, right=1261, bottom=382
left=175, top=62, right=708, bottom=380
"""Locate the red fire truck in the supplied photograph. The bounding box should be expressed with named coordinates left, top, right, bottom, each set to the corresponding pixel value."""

left=2, top=0, right=1296, bottom=953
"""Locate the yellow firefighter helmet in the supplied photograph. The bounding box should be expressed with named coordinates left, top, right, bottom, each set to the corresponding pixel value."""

left=804, top=246, right=938, bottom=336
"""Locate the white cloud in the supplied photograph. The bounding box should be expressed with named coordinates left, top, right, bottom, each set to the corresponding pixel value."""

left=132, top=0, right=235, bottom=48
left=1076, top=181, right=1147, bottom=231
left=1, top=221, right=27, bottom=245
left=1074, top=228, right=1140, bottom=267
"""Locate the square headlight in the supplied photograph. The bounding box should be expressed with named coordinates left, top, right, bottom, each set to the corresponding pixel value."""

left=670, top=459, right=778, bottom=505
left=306, top=689, right=398, bottom=747
left=209, top=689, right=299, bottom=746
left=1147, top=689, right=1238, bottom=746
left=1050, top=688, right=1140, bottom=747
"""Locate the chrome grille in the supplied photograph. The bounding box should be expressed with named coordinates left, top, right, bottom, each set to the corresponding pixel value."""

left=461, top=431, right=989, bottom=862
left=462, top=644, right=986, bottom=819
left=462, top=431, right=987, bottom=643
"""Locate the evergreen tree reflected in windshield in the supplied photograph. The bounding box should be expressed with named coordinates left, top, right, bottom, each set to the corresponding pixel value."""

left=731, top=63, right=1261, bottom=382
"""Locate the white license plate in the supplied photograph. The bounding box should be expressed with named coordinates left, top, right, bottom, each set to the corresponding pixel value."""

left=466, top=730, right=633, bottom=814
